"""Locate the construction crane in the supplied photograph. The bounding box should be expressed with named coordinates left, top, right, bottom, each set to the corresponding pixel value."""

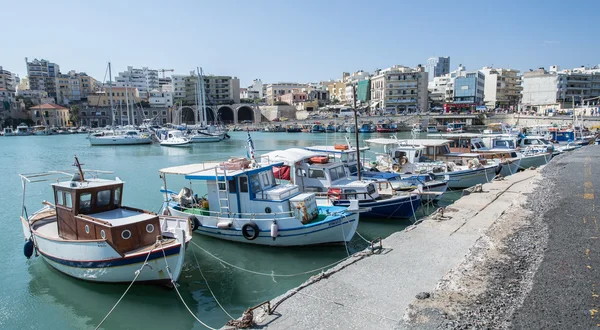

left=159, top=69, right=174, bottom=78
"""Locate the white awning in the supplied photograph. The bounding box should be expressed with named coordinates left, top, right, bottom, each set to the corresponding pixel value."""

left=159, top=162, right=222, bottom=175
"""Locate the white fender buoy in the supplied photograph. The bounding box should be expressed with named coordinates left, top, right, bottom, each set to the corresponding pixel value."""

left=271, top=221, right=279, bottom=241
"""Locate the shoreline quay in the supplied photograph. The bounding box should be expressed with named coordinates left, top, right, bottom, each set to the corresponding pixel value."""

left=224, top=167, right=543, bottom=329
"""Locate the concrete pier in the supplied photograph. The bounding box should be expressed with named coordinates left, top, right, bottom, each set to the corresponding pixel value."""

left=237, top=168, right=542, bottom=329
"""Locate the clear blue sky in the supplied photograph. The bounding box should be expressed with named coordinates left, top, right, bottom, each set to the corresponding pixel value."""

left=3, top=0, right=599, bottom=86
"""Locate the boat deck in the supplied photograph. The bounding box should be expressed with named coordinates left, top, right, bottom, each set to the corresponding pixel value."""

left=34, top=218, right=60, bottom=239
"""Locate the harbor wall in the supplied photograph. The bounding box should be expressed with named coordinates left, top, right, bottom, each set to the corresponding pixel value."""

left=229, top=168, right=543, bottom=329
left=483, top=114, right=600, bottom=127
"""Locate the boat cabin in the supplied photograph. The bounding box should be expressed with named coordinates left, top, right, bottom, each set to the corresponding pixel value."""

left=52, top=177, right=161, bottom=255
left=161, top=159, right=311, bottom=220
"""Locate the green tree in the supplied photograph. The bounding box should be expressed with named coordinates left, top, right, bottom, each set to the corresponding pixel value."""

left=70, top=105, right=80, bottom=125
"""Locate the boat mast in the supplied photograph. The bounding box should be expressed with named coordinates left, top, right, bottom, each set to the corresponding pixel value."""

left=352, top=84, right=361, bottom=181
left=198, top=67, right=207, bottom=127
left=194, top=74, right=199, bottom=127
left=125, top=84, right=130, bottom=126
left=108, top=62, right=114, bottom=127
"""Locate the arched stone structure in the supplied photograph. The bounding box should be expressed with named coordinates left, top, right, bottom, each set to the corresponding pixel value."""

left=237, top=105, right=255, bottom=123
left=180, top=106, right=196, bottom=124
left=217, top=106, right=235, bottom=124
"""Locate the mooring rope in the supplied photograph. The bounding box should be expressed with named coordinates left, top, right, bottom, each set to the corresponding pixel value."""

left=159, top=241, right=217, bottom=330
left=95, top=244, right=156, bottom=330
left=191, top=241, right=352, bottom=278
left=190, top=247, right=235, bottom=320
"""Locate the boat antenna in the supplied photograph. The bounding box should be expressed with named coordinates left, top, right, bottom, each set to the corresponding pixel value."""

left=73, top=156, right=85, bottom=181
left=352, top=84, right=361, bottom=181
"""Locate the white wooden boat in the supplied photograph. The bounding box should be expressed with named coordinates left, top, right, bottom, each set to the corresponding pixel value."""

left=158, top=158, right=359, bottom=246
left=19, top=157, right=190, bottom=285
left=159, top=130, right=191, bottom=147
left=16, top=123, right=32, bottom=136
left=2, top=127, right=15, bottom=136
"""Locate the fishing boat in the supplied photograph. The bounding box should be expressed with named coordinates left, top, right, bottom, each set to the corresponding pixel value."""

left=376, top=123, right=397, bottom=133
left=365, top=138, right=499, bottom=189
left=325, top=124, right=336, bottom=133
left=311, top=124, right=325, bottom=133
left=2, top=127, right=15, bottom=136
left=32, top=125, right=50, bottom=136
left=261, top=148, right=421, bottom=219
left=426, top=126, right=439, bottom=134
left=16, top=123, right=31, bottom=136
left=19, top=157, right=190, bottom=285
left=158, top=157, right=359, bottom=246
left=159, top=130, right=192, bottom=147
left=286, top=124, right=302, bottom=133
left=358, top=123, right=375, bottom=133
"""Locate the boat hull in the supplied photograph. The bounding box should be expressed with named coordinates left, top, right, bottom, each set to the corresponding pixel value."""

left=498, top=158, right=521, bottom=177
left=166, top=204, right=358, bottom=246
left=332, top=193, right=421, bottom=219
left=89, top=137, right=153, bottom=146
left=190, top=135, right=223, bottom=143
left=519, top=153, right=550, bottom=169
left=32, top=229, right=186, bottom=284
left=435, top=165, right=498, bottom=189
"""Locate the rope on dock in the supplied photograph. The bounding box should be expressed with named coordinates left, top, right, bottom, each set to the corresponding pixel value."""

left=95, top=245, right=156, bottom=330
left=159, top=241, right=217, bottom=330
left=191, top=241, right=354, bottom=278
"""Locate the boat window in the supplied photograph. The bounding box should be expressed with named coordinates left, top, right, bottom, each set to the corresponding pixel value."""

left=228, top=179, right=237, bottom=193
left=496, top=140, right=507, bottom=147
left=65, top=192, right=73, bottom=208
left=334, top=166, right=346, bottom=180
left=56, top=190, right=64, bottom=206
left=348, top=164, right=358, bottom=175
left=344, top=189, right=357, bottom=199
left=367, top=184, right=376, bottom=195
left=441, top=145, right=450, bottom=154
left=309, top=169, right=325, bottom=179
left=114, top=187, right=121, bottom=205
left=239, top=176, right=248, bottom=193
left=259, top=171, right=272, bottom=188
left=250, top=174, right=261, bottom=193
left=427, top=147, right=434, bottom=155
left=80, top=193, right=92, bottom=213
left=97, top=189, right=111, bottom=207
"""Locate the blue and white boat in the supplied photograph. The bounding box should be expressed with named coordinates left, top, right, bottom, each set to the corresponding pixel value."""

left=359, top=123, right=375, bottom=133
left=159, top=157, right=359, bottom=246
left=261, top=148, right=421, bottom=219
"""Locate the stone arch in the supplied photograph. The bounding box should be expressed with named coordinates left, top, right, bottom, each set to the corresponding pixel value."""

left=217, top=106, right=234, bottom=124
left=205, top=107, right=216, bottom=124
left=181, top=106, right=196, bottom=124
left=237, top=106, right=254, bottom=123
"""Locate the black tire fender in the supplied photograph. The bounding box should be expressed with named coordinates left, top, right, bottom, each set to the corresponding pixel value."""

left=188, top=215, right=201, bottom=231
left=241, top=222, right=260, bottom=240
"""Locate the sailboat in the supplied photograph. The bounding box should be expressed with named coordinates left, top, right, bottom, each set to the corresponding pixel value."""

left=88, top=62, right=153, bottom=146
left=186, top=67, right=228, bottom=143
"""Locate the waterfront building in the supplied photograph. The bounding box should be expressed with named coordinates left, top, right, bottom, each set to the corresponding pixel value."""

left=426, top=56, right=450, bottom=82
left=453, top=69, right=485, bottom=105
left=149, top=89, right=173, bottom=108
left=87, top=87, right=141, bottom=108
left=428, top=75, right=454, bottom=108
left=326, top=81, right=346, bottom=104
left=370, top=64, right=428, bottom=113
left=114, top=66, right=159, bottom=99
left=343, top=71, right=370, bottom=106
left=265, top=82, right=308, bottom=105
left=247, top=79, right=263, bottom=99
left=25, top=58, right=60, bottom=100
left=240, top=88, right=260, bottom=100
left=0, top=66, right=17, bottom=91
left=30, top=103, right=70, bottom=127
left=521, top=65, right=600, bottom=112
left=172, top=75, right=187, bottom=102
left=278, top=91, right=308, bottom=105
left=480, top=67, right=521, bottom=110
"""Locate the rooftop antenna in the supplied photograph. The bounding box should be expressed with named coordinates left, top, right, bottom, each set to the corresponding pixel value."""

left=72, top=156, right=85, bottom=181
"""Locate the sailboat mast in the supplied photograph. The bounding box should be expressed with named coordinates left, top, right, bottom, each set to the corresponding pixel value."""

left=125, top=84, right=130, bottom=126
left=198, top=67, right=207, bottom=126
left=108, top=62, right=114, bottom=127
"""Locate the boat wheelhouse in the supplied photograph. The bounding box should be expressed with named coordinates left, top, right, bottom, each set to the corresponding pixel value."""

left=159, top=158, right=359, bottom=245
left=19, top=157, right=189, bottom=284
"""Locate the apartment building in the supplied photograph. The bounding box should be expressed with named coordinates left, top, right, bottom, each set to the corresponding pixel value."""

left=344, top=71, right=370, bottom=106
left=480, top=67, right=521, bottom=109
left=87, top=87, right=141, bottom=107
left=264, top=82, right=308, bottom=105
left=521, top=65, right=600, bottom=112
left=0, top=66, right=17, bottom=91
left=172, top=75, right=187, bottom=101
left=370, top=64, right=428, bottom=113
left=114, top=66, right=159, bottom=99
left=25, top=58, right=60, bottom=99
left=428, top=75, right=454, bottom=107
left=453, top=70, right=485, bottom=104
left=327, top=81, right=346, bottom=103
left=182, top=73, right=240, bottom=105
left=149, top=90, right=173, bottom=108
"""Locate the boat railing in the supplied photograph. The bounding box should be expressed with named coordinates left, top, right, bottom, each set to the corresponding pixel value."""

left=173, top=204, right=297, bottom=219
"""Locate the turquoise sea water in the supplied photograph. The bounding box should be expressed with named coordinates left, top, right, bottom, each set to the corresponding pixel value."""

left=0, top=131, right=460, bottom=329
